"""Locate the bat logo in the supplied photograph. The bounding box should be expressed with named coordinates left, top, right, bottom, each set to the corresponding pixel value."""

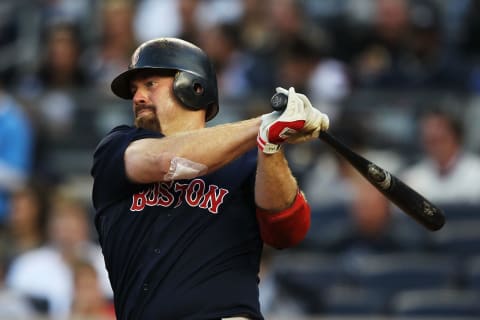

left=367, top=164, right=392, bottom=190
left=423, top=201, right=437, bottom=216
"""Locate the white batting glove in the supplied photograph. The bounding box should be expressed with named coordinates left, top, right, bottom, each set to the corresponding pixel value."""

left=257, top=87, right=307, bottom=154
left=257, top=111, right=283, bottom=154
left=275, top=87, right=329, bottom=143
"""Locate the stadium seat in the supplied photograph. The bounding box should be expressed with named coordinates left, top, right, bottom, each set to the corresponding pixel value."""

left=342, top=252, right=458, bottom=297
left=271, top=252, right=345, bottom=314
left=320, top=284, right=387, bottom=316
left=390, top=288, right=480, bottom=317
left=439, top=202, right=480, bottom=222
left=463, top=255, right=480, bottom=291
left=301, top=203, right=353, bottom=251
left=430, top=220, right=480, bottom=258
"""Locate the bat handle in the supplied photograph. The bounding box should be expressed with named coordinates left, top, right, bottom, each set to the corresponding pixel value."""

left=270, top=92, right=332, bottom=140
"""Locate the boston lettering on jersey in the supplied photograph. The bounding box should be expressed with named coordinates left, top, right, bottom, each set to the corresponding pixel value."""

left=130, top=178, right=229, bottom=214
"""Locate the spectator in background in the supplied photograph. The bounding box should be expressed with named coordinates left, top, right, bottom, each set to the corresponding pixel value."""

left=307, top=57, right=350, bottom=124
left=274, top=35, right=350, bottom=123
left=0, top=2, right=22, bottom=85
left=267, top=0, right=329, bottom=50
left=0, top=180, right=50, bottom=263
left=302, top=152, right=358, bottom=209
left=199, top=21, right=275, bottom=125
left=133, top=0, right=189, bottom=42
left=275, top=37, right=323, bottom=94
left=237, top=0, right=272, bottom=53
left=457, top=0, right=480, bottom=92
left=89, top=0, right=138, bottom=96
left=36, top=0, right=93, bottom=30
left=176, top=0, right=203, bottom=44
left=403, top=0, right=469, bottom=90
left=199, top=22, right=267, bottom=102
left=70, top=260, right=115, bottom=320
left=457, top=0, right=480, bottom=57
left=351, top=0, right=468, bottom=90
left=351, top=0, right=413, bottom=88
left=337, top=161, right=400, bottom=253
left=0, top=89, right=33, bottom=226
left=402, top=107, right=480, bottom=204
left=266, top=0, right=333, bottom=74
left=5, top=190, right=112, bottom=318
left=15, top=22, right=88, bottom=178
left=134, top=0, right=243, bottom=44
left=19, top=22, right=88, bottom=94
left=0, top=252, right=38, bottom=320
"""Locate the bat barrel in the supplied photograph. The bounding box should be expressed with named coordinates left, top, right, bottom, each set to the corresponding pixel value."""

left=319, top=130, right=446, bottom=231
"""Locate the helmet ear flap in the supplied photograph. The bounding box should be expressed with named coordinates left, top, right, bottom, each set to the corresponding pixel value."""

left=173, top=71, right=209, bottom=111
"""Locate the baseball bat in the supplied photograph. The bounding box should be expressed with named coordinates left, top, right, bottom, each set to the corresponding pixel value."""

left=270, top=92, right=445, bottom=231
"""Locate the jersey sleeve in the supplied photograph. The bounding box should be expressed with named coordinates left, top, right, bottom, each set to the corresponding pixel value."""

left=90, top=125, right=163, bottom=210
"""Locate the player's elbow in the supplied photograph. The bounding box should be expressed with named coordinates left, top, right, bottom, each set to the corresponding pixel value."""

left=125, top=141, right=208, bottom=183
left=125, top=143, right=173, bottom=183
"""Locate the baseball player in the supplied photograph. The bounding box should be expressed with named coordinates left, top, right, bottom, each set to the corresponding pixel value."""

left=91, top=37, right=329, bottom=320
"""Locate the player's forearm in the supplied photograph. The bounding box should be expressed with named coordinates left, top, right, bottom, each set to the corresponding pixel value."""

left=254, top=151, right=298, bottom=211
left=255, top=151, right=310, bottom=249
left=125, top=118, right=261, bottom=183
left=171, top=119, right=260, bottom=171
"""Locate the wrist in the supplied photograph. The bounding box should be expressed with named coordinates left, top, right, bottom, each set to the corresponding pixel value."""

left=257, top=133, right=281, bottom=154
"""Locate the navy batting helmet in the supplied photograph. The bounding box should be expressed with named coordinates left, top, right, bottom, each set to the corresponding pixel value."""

left=111, top=37, right=219, bottom=121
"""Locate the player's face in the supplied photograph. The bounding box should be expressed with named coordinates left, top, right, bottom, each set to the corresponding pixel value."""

left=130, top=71, right=177, bottom=132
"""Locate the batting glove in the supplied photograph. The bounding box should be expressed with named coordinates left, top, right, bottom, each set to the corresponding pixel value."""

left=275, top=87, right=329, bottom=143
left=257, top=87, right=307, bottom=154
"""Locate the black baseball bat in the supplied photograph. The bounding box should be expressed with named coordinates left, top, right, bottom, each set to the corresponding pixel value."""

left=271, top=92, right=445, bottom=231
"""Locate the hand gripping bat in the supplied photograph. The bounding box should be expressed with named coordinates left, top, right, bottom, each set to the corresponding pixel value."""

left=271, top=92, right=445, bottom=231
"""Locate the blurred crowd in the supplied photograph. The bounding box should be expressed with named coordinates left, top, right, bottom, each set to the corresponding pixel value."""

left=0, top=0, right=480, bottom=319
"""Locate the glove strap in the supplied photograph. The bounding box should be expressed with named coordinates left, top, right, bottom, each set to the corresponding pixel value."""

left=257, top=134, right=281, bottom=154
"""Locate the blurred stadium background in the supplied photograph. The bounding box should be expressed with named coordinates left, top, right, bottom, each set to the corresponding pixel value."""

left=1, top=0, right=480, bottom=319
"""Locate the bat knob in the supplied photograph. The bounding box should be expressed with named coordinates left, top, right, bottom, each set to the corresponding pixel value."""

left=270, top=93, right=288, bottom=111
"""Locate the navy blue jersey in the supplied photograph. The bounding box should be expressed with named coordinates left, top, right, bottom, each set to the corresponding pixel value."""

left=91, top=125, right=264, bottom=320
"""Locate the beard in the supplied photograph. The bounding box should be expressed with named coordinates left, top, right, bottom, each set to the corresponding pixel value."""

left=134, top=107, right=161, bottom=132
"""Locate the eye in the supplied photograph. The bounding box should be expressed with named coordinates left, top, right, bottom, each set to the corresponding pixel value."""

left=145, top=80, right=157, bottom=88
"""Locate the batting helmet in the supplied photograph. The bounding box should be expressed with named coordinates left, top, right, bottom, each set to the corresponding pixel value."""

left=111, top=37, right=219, bottom=121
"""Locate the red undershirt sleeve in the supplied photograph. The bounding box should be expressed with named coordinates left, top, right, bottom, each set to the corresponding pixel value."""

left=255, top=190, right=311, bottom=249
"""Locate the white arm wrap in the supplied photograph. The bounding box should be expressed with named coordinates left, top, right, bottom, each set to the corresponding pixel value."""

left=163, top=157, right=208, bottom=181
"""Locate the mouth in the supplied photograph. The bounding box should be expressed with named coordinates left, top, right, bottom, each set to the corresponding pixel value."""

left=135, top=105, right=156, bottom=117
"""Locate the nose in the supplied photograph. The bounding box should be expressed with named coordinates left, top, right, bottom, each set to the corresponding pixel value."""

left=133, top=87, right=149, bottom=105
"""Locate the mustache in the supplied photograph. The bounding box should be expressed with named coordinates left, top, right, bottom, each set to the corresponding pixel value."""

left=134, top=104, right=156, bottom=116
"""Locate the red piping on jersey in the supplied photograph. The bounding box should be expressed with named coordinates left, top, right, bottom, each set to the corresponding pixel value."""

left=256, top=190, right=311, bottom=249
